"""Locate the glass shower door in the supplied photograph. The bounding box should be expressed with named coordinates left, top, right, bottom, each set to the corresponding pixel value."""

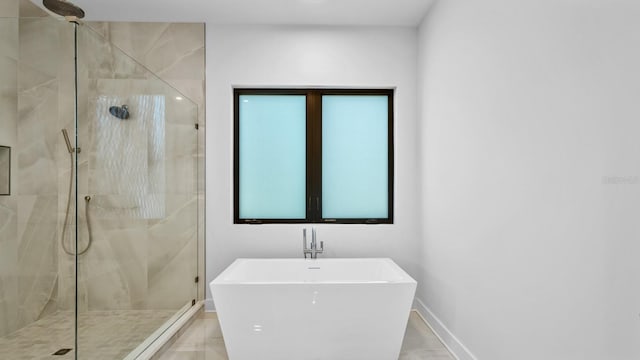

left=70, top=23, right=199, bottom=360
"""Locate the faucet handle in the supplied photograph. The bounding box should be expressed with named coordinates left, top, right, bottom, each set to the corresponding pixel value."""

left=303, top=229, right=308, bottom=248
left=302, top=228, right=311, bottom=259
left=319, top=241, right=324, bottom=251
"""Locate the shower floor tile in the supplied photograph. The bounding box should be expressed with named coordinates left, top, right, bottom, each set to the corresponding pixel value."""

left=156, top=311, right=455, bottom=360
left=0, top=309, right=176, bottom=360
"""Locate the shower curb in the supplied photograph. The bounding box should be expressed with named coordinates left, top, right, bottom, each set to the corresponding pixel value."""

left=133, top=301, right=204, bottom=360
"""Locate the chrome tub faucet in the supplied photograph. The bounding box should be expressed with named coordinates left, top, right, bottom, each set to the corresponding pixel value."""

left=303, top=228, right=323, bottom=259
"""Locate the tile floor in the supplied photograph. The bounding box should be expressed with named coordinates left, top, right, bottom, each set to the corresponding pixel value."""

left=157, top=311, right=455, bottom=360
left=0, top=310, right=176, bottom=360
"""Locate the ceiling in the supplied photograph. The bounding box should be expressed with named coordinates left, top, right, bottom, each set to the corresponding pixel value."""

left=61, top=0, right=435, bottom=26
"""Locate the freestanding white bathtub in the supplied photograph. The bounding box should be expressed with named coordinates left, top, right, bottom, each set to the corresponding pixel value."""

left=210, top=258, right=417, bottom=360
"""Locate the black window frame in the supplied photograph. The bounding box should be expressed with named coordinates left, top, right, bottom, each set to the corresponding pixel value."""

left=234, top=88, right=394, bottom=224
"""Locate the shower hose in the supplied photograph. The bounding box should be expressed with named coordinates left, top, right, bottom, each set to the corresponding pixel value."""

left=60, top=151, right=93, bottom=256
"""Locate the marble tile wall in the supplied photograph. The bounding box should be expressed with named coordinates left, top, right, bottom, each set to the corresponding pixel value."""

left=85, top=23, right=206, bottom=300
left=57, top=76, right=200, bottom=312
left=0, top=0, right=62, bottom=338
left=0, top=147, right=10, bottom=193
left=0, top=195, right=17, bottom=337
left=0, top=4, right=19, bottom=340
left=16, top=0, right=65, bottom=334
left=85, top=25, right=206, bottom=304
left=0, top=0, right=18, bottom=17
left=1, top=0, right=205, bottom=339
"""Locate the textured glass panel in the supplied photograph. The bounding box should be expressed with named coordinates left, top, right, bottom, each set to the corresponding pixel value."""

left=239, top=95, right=306, bottom=219
left=92, top=94, right=165, bottom=219
left=322, top=95, right=388, bottom=219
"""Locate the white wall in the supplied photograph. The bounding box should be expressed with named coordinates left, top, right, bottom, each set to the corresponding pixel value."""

left=417, top=0, right=640, bottom=359
left=205, top=25, right=421, bottom=308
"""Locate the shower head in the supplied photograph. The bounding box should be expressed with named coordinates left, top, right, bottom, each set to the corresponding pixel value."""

left=43, top=0, right=85, bottom=19
left=109, top=105, right=130, bottom=120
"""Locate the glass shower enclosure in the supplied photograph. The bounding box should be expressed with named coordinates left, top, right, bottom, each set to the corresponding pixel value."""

left=0, top=1, right=202, bottom=358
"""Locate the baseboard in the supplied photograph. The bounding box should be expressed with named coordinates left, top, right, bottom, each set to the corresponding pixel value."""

left=412, top=297, right=478, bottom=360
left=204, top=298, right=215, bottom=311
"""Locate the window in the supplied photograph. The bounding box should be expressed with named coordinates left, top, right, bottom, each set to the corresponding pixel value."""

left=234, top=89, right=393, bottom=224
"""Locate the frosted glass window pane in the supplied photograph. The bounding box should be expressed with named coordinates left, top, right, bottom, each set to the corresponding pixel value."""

left=322, top=95, right=388, bottom=219
left=239, top=95, right=306, bottom=219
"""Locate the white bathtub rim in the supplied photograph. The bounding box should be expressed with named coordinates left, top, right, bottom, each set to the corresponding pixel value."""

left=210, top=257, right=417, bottom=285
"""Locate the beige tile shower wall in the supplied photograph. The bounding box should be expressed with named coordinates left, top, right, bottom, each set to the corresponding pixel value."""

left=60, top=80, right=198, bottom=311
left=0, top=0, right=18, bottom=17
left=16, top=0, right=60, bottom=332
left=0, top=2, right=19, bottom=338
left=87, top=23, right=205, bottom=113
left=89, top=21, right=207, bottom=305
left=0, top=0, right=60, bottom=338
